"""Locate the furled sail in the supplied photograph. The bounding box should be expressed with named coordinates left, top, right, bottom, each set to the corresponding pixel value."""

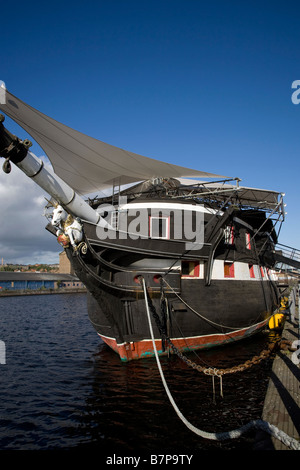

left=0, top=90, right=225, bottom=195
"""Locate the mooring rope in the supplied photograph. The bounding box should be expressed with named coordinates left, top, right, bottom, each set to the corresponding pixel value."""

left=141, top=277, right=300, bottom=450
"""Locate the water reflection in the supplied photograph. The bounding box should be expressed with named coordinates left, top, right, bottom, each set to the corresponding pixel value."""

left=77, top=329, right=279, bottom=452
left=0, top=294, right=279, bottom=452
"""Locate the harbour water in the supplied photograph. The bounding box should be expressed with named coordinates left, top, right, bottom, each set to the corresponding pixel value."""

left=0, top=293, right=278, bottom=454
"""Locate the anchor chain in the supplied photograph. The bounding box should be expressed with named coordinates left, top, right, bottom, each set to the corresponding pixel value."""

left=143, top=278, right=280, bottom=378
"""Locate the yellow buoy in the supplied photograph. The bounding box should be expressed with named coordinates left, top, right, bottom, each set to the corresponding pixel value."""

left=269, top=313, right=285, bottom=330
left=279, top=296, right=289, bottom=311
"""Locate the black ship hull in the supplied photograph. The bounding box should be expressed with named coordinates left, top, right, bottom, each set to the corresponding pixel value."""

left=62, top=213, right=279, bottom=361
left=85, top=279, right=274, bottom=361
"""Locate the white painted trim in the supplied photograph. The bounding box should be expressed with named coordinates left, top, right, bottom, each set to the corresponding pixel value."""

left=211, top=259, right=273, bottom=281
left=118, top=201, right=216, bottom=215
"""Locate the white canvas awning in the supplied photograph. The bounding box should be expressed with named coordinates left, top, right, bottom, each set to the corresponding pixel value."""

left=0, top=90, right=226, bottom=195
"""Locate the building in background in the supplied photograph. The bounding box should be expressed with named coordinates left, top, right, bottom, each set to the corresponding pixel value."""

left=59, top=251, right=75, bottom=275
left=0, top=252, right=85, bottom=292
left=0, top=271, right=85, bottom=291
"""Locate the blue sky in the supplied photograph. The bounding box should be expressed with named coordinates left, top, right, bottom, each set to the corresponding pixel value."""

left=1, top=0, right=300, bottom=264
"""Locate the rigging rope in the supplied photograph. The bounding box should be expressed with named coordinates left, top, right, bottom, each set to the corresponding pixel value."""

left=162, top=277, right=275, bottom=331
left=141, top=277, right=300, bottom=450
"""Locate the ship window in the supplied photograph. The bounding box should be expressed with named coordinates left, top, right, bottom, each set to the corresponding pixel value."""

left=149, top=216, right=170, bottom=239
left=245, top=232, right=251, bottom=250
left=249, top=264, right=255, bottom=278
left=181, top=261, right=200, bottom=278
left=224, top=261, right=235, bottom=278
left=224, top=225, right=234, bottom=244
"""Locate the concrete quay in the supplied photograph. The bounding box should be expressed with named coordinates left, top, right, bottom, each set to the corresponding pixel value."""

left=255, top=286, right=300, bottom=450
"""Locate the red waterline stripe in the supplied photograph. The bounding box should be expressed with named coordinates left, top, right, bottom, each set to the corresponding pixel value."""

left=98, top=319, right=268, bottom=361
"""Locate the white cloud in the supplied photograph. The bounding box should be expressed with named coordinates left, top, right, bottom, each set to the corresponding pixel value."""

left=0, top=158, right=61, bottom=265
